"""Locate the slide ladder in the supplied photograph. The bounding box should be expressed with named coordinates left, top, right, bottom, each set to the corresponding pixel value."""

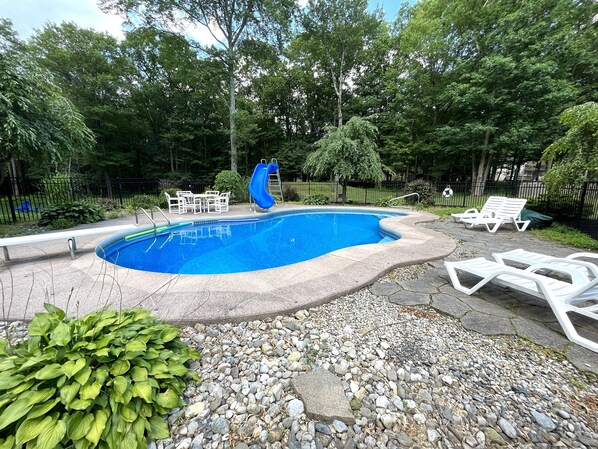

left=267, top=158, right=284, bottom=205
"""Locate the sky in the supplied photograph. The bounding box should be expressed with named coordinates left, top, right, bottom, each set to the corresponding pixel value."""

left=2, top=0, right=404, bottom=44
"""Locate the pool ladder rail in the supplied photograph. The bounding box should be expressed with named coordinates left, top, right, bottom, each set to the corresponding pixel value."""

left=135, top=206, right=192, bottom=238
left=388, top=192, right=420, bottom=209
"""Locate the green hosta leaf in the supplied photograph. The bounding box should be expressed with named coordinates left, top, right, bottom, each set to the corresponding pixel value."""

left=25, top=388, right=56, bottom=406
left=8, top=380, right=35, bottom=395
left=0, top=397, right=34, bottom=431
left=28, top=315, right=52, bottom=336
left=85, top=410, right=108, bottom=445
left=80, top=381, right=101, bottom=401
left=94, top=335, right=113, bottom=349
left=62, top=359, right=86, bottom=378
left=95, top=348, right=110, bottom=358
left=130, top=367, right=147, bottom=383
left=168, top=363, right=188, bottom=376
left=49, top=322, right=71, bottom=347
left=35, top=364, right=62, bottom=380
left=69, top=398, right=92, bottom=410
left=121, top=405, right=137, bottom=423
left=0, top=358, right=15, bottom=371
left=36, top=418, right=66, bottom=449
left=119, top=429, right=139, bottom=449
left=110, top=360, right=130, bottom=376
left=150, top=362, right=168, bottom=376
left=0, top=373, right=25, bottom=390
left=130, top=383, right=152, bottom=403
left=66, top=412, right=94, bottom=440
left=155, top=389, right=180, bottom=409
left=147, top=415, right=169, bottom=439
left=27, top=398, right=60, bottom=419
left=112, top=376, right=128, bottom=395
left=0, top=340, right=7, bottom=355
left=94, top=368, right=109, bottom=385
left=15, top=415, right=52, bottom=444
left=59, top=383, right=80, bottom=405
left=74, top=367, right=91, bottom=385
left=43, top=304, right=66, bottom=319
left=160, top=328, right=179, bottom=343
left=73, top=436, right=91, bottom=449
left=0, top=435, right=15, bottom=449
left=124, top=340, right=146, bottom=353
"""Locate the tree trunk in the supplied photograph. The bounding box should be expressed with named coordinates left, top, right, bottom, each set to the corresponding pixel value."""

left=341, top=180, right=347, bottom=204
left=471, top=129, right=493, bottom=196
left=228, top=48, right=238, bottom=173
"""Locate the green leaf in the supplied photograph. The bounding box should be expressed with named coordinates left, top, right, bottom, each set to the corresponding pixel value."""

left=66, top=412, right=94, bottom=440
left=25, top=388, right=56, bottom=406
left=168, top=363, right=188, bottom=376
left=0, top=358, right=15, bottom=371
left=0, top=373, right=25, bottom=390
left=43, top=304, right=66, bottom=319
left=0, top=436, right=15, bottom=449
left=74, top=366, right=91, bottom=385
left=160, top=328, right=179, bottom=343
left=130, top=383, right=152, bottom=403
left=28, top=315, right=52, bottom=336
left=155, top=389, right=180, bottom=409
left=27, top=398, right=60, bottom=419
left=85, top=410, right=108, bottom=445
left=80, top=381, right=101, bottom=401
left=59, top=383, right=80, bottom=405
left=49, top=322, right=71, bottom=346
left=36, top=418, right=66, bottom=449
left=15, top=416, right=53, bottom=444
left=110, top=360, right=130, bottom=376
left=68, top=399, right=92, bottom=410
left=147, top=415, right=169, bottom=439
left=124, top=340, right=146, bottom=353
left=35, top=364, right=63, bottom=380
left=93, top=368, right=109, bottom=385
left=0, top=397, right=34, bottom=431
left=130, top=367, right=147, bottom=383
left=121, top=405, right=137, bottom=423
left=112, top=376, right=128, bottom=395
left=61, top=359, right=86, bottom=378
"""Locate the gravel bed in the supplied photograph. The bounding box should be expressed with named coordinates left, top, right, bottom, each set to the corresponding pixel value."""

left=2, top=266, right=597, bottom=449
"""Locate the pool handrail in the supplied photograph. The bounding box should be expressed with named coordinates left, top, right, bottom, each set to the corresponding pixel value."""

left=135, top=206, right=172, bottom=234
left=388, top=192, right=420, bottom=206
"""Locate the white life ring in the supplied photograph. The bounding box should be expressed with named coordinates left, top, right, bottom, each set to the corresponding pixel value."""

left=442, top=186, right=453, bottom=198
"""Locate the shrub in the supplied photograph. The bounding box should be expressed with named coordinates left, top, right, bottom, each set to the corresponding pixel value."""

left=213, top=170, right=243, bottom=199
left=39, top=202, right=104, bottom=227
left=129, top=194, right=159, bottom=210
left=42, top=173, right=76, bottom=204
left=373, top=197, right=391, bottom=207
left=96, top=198, right=119, bottom=211
left=49, top=218, right=78, bottom=230
left=282, top=185, right=300, bottom=202
left=0, top=304, right=199, bottom=449
left=303, top=194, right=329, bottom=205
left=406, top=179, right=435, bottom=205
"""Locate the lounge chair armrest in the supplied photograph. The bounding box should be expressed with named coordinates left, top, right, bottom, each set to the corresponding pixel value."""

left=567, top=252, right=598, bottom=262
left=545, top=258, right=598, bottom=279
left=525, top=262, right=591, bottom=284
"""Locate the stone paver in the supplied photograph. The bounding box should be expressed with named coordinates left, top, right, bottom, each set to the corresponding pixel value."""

left=431, top=294, right=471, bottom=318
left=388, top=291, right=430, bottom=306
left=290, top=369, right=355, bottom=424
left=368, top=281, right=401, bottom=297
left=512, top=317, right=570, bottom=351
left=460, top=311, right=516, bottom=335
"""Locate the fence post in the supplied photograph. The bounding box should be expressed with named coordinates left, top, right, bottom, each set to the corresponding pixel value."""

left=364, top=186, right=368, bottom=204
left=117, top=178, right=123, bottom=207
left=7, top=178, right=17, bottom=222
left=577, top=181, right=588, bottom=222
left=463, top=181, right=468, bottom=208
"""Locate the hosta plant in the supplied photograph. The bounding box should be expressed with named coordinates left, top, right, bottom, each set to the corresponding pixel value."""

left=0, top=305, right=200, bottom=449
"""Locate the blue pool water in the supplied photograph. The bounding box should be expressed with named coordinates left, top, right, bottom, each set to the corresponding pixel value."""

left=96, top=210, right=403, bottom=274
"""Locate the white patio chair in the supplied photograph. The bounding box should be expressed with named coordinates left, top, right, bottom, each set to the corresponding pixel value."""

left=445, top=257, right=598, bottom=352
left=165, top=192, right=184, bottom=214
left=460, top=198, right=530, bottom=233
left=216, top=192, right=230, bottom=213
left=493, top=249, right=598, bottom=280
left=176, top=191, right=193, bottom=213
left=451, top=196, right=506, bottom=222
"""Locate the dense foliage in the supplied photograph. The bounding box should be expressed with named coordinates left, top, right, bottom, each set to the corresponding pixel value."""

left=0, top=305, right=199, bottom=449
left=213, top=170, right=243, bottom=199
left=38, top=202, right=104, bottom=228
left=2, top=0, right=596, bottom=186
left=302, top=194, right=329, bottom=205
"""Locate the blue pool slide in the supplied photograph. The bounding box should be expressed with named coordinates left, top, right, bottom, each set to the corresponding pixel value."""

left=248, top=161, right=277, bottom=209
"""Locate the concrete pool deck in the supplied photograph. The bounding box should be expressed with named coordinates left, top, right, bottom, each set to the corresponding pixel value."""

left=0, top=205, right=455, bottom=324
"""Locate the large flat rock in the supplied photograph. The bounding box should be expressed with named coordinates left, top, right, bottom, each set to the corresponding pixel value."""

left=291, top=369, right=355, bottom=424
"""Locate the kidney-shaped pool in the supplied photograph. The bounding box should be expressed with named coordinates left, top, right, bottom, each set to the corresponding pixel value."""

left=96, top=209, right=405, bottom=274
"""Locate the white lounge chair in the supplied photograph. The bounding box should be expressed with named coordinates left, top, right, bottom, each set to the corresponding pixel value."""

left=460, top=198, right=530, bottom=233
left=445, top=257, right=598, bottom=352
left=494, top=249, right=598, bottom=280
left=451, top=196, right=506, bottom=222
left=165, top=192, right=184, bottom=214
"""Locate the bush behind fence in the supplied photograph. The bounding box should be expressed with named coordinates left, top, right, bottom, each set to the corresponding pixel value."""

left=3, top=177, right=598, bottom=237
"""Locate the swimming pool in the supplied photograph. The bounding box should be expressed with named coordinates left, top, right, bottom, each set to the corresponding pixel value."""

left=96, top=210, right=404, bottom=274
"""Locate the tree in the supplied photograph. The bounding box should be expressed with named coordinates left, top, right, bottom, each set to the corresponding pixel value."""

left=304, top=117, right=388, bottom=202
left=542, top=102, right=598, bottom=192
left=99, top=0, right=296, bottom=173
left=0, top=20, right=94, bottom=181
left=294, top=0, right=381, bottom=127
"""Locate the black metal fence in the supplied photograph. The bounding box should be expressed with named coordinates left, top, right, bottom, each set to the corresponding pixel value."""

left=3, top=177, right=598, bottom=238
